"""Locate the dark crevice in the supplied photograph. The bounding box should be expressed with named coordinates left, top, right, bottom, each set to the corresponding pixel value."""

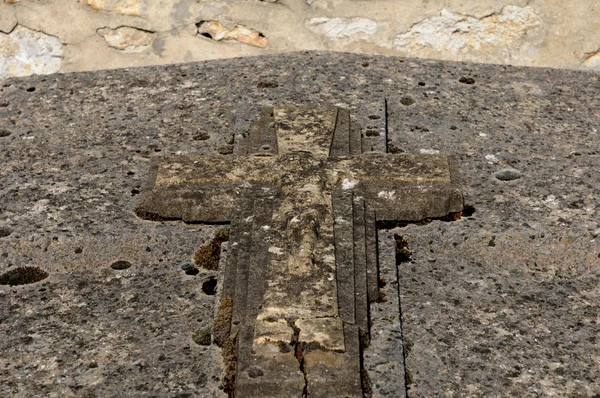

left=394, top=235, right=412, bottom=397
left=96, top=25, right=156, bottom=35
left=377, top=207, right=474, bottom=230
left=359, top=328, right=373, bottom=397
left=384, top=98, right=389, bottom=153
left=202, top=277, right=218, bottom=295
left=134, top=204, right=176, bottom=221
left=289, top=320, right=308, bottom=397
left=462, top=204, right=476, bottom=217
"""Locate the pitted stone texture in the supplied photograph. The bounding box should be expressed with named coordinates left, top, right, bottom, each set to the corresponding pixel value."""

left=0, top=52, right=599, bottom=396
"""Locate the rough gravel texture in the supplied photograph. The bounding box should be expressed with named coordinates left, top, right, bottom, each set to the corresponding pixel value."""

left=0, top=52, right=599, bottom=397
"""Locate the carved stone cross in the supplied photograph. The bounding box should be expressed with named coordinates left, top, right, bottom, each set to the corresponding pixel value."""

left=137, top=107, right=463, bottom=397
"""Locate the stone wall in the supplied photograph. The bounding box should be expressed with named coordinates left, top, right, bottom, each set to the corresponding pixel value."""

left=1, top=0, right=599, bottom=78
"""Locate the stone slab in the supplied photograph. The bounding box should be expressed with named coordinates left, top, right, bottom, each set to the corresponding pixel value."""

left=0, top=52, right=599, bottom=396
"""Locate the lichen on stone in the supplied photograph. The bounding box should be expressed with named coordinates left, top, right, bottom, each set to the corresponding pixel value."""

left=192, top=328, right=212, bottom=346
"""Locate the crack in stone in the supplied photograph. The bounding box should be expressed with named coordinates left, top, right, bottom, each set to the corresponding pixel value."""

left=289, top=319, right=309, bottom=398
left=387, top=208, right=473, bottom=396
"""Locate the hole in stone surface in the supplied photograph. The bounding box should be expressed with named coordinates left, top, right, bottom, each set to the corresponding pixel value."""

left=418, top=82, right=426, bottom=86
left=110, top=260, right=132, bottom=270
left=0, top=266, right=49, bottom=286
left=462, top=205, right=476, bottom=217
left=185, top=268, right=199, bottom=276
left=0, top=227, right=12, bottom=237
left=0, top=129, right=11, bottom=138
left=26, top=87, right=36, bottom=92
left=368, top=115, right=380, bottom=120
left=202, top=277, right=218, bottom=295
left=200, top=32, right=213, bottom=39
left=361, top=61, right=369, bottom=67
left=459, top=77, right=475, bottom=85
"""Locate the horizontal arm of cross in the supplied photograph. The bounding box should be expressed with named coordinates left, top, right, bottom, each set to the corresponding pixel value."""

left=138, top=153, right=462, bottom=223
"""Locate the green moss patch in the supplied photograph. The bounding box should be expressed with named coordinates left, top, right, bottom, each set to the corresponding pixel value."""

left=194, top=228, right=229, bottom=271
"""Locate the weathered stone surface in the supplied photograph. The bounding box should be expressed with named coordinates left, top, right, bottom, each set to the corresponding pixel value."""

left=0, top=25, right=63, bottom=78
left=307, top=17, right=378, bottom=40
left=3, top=0, right=600, bottom=77
left=0, top=52, right=599, bottom=396
left=394, top=6, right=541, bottom=57
left=0, top=3, right=17, bottom=33
left=197, top=21, right=268, bottom=48
left=82, top=0, right=141, bottom=16
left=114, top=0, right=141, bottom=16
left=583, top=50, right=600, bottom=69
left=97, top=26, right=154, bottom=52
left=81, top=0, right=104, bottom=11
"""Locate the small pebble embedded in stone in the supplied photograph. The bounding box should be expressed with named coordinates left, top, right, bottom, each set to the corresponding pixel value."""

left=495, top=168, right=522, bottom=181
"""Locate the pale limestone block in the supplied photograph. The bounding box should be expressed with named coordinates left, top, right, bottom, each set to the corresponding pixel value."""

left=307, top=17, right=378, bottom=40
left=394, top=6, right=541, bottom=53
left=0, top=3, right=17, bottom=33
left=0, top=26, right=63, bottom=78
left=97, top=26, right=154, bottom=52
